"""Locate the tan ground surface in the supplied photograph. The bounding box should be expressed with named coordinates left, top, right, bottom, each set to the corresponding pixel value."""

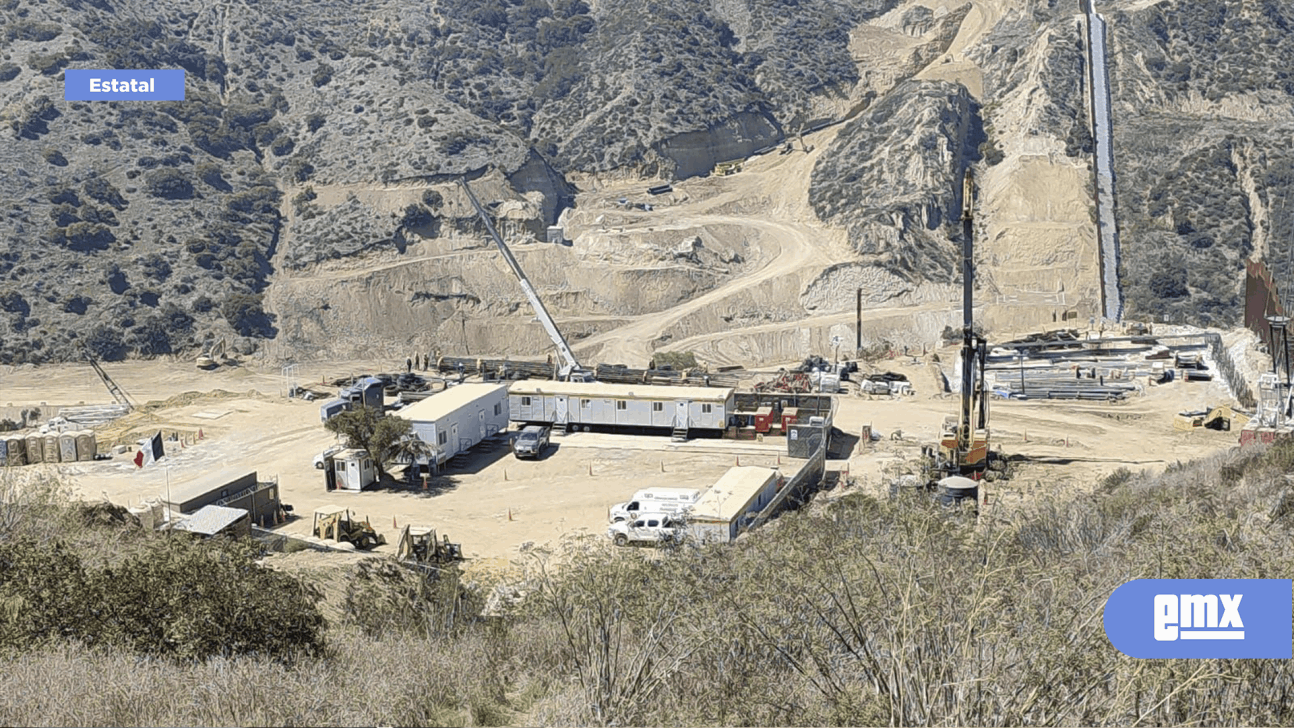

left=0, top=333, right=1244, bottom=581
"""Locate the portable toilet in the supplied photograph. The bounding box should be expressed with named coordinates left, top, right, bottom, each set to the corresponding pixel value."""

left=25, top=433, right=42, bottom=464
left=3, top=435, right=24, bottom=466
left=42, top=434, right=59, bottom=463
left=76, top=430, right=96, bottom=461
left=0, top=437, right=7, bottom=465
left=58, top=432, right=77, bottom=463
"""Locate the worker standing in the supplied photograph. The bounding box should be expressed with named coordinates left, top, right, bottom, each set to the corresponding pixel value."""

left=406, top=357, right=412, bottom=373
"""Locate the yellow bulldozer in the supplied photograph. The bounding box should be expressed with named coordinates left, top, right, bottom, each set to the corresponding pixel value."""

left=713, top=160, right=743, bottom=176
left=395, top=524, right=463, bottom=565
left=313, top=505, right=387, bottom=550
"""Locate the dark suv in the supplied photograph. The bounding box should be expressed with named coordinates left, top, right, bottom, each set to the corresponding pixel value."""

left=513, top=425, right=551, bottom=459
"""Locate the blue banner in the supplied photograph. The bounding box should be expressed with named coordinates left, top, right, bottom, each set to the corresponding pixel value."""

left=64, top=69, right=185, bottom=101
left=1104, top=579, right=1292, bottom=659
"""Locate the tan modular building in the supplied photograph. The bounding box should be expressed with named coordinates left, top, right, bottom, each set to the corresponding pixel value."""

left=164, top=468, right=281, bottom=526
left=686, top=466, right=783, bottom=544
left=508, top=380, right=734, bottom=436
left=400, top=383, right=510, bottom=471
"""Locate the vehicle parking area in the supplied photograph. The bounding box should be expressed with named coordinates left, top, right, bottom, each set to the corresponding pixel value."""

left=55, top=392, right=799, bottom=569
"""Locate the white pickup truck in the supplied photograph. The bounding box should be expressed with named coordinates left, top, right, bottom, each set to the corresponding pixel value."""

left=607, top=513, right=683, bottom=547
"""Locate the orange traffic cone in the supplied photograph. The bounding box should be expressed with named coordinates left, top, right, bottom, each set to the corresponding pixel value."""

left=393, top=516, right=397, bottom=529
left=508, top=509, right=513, bottom=521
left=736, top=455, right=741, bottom=466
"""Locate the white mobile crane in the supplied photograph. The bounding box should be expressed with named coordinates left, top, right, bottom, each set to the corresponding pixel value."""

left=458, top=177, right=593, bottom=381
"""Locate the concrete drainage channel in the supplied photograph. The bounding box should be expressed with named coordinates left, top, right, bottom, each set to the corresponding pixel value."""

left=1082, top=0, right=1124, bottom=323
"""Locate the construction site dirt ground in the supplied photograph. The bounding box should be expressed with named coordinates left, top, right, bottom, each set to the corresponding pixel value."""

left=0, top=343, right=1245, bottom=578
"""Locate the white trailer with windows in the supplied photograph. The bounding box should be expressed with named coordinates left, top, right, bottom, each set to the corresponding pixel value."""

left=508, top=380, right=734, bottom=437
left=400, top=383, right=509, bottom=472
left=686, top=466, right=783, bottom=544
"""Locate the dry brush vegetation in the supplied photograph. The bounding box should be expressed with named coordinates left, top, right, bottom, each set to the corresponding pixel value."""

left=3, top=440, right=1294, bottom=725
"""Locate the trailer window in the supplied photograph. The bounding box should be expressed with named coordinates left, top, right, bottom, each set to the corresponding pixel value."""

left=652, top=402, right=663, bottom=412
left=581, top=399, right=590, bottom=408
left=437, top=431, right=447, bottom=445
left=494, top=403, right=501, bottom=416
left=616, top=400, right=627, bottom=410
left=701, top=404, right=713, bottom=414
left=521, top=396, right=531, bottom=406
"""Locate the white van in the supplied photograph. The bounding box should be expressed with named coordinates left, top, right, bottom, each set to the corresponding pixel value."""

left=609, top=487, right=701, bottom=523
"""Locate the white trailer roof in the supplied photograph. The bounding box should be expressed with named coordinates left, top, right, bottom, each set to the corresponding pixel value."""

left=399, top=383, right=508, bottom=422
left=690, top=466, right=780, bottom=522
left=507, top=379, right=734, bottom=402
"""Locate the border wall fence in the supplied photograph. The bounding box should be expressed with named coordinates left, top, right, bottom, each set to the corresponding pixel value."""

left=1207, top=333, right=1257, bottom=410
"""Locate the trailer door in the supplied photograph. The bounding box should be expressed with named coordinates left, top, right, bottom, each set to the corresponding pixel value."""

left=450, top=422, right=459, bottom=457
left=478, top=409, right=486, bottom=439
left=555, top=395, right=569, bottom=428
left=675, top=400, right=689, bottom=430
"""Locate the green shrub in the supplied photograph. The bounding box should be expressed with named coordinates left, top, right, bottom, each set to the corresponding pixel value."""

left=144, top=168, right=194, bottom=200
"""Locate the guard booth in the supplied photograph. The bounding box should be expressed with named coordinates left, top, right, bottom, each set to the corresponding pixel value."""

left=324, top=448, right=377, bottom=492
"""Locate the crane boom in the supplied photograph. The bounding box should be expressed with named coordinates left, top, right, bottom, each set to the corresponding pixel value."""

left=81, top=346, right=135, bottom=410
left=457, top=177, right=589, bottom=380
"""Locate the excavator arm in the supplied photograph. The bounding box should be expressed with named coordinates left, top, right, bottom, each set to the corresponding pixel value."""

left=458, top=177, right=591, bottom=381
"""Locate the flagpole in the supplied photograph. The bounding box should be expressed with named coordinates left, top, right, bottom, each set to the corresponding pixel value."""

left=166, top=467, right=171, bottom=525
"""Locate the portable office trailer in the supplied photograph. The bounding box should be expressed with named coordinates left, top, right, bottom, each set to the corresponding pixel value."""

left=165, top=469, right=259, bottom=515
left=686, top=466, right=783, bottom=544
left=401, top=383, right=509, bottom=469
left=508, top=380, right=734, bottom=433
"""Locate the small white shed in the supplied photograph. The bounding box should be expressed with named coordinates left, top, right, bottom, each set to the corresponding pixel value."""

left=330, top=448, right=377, bottom=492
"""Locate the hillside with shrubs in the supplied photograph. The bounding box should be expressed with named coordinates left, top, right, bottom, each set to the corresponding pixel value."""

left=4, top=441, right=1294, bottom=725
left=0, top=0, right=1289, bottom=362
left=1109, top=0, right=1294, bottom=326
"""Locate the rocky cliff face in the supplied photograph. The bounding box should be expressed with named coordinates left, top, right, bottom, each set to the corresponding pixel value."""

left=1107, top=0, right=1294, bottom=326
left=808, top=80, right=980, bottom=282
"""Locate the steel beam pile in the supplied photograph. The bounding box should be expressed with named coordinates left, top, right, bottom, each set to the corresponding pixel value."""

left=431, top=356, right=742, bottom=388
left=56, top=404, right=131, bottom=426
